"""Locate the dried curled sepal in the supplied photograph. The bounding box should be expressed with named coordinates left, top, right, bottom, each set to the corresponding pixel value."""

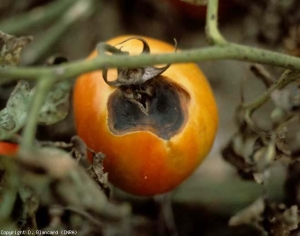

left=102, top=37, right=177, bottom=87
left=114, top=37, right=150, bottom=54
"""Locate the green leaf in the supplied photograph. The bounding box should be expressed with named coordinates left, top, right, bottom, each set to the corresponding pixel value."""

left=0, top=80, right=31, bottom=139
left=0, top=79, right=71, bottom=139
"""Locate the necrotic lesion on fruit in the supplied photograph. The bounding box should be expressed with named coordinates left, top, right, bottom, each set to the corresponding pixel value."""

left=107, top=76, right=190, bottom=140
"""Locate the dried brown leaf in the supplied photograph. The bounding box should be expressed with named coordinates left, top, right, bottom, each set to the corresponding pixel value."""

left=89, top=152, right=110, bottom=197
left=265, top=203, right=300, bottom=236
left=17, top=147, right=129, bottom=221
left=0, top=31, right=32, bottom=66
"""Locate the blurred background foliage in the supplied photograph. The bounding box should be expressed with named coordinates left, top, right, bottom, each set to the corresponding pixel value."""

left=1, top=0, right=300, bottom=235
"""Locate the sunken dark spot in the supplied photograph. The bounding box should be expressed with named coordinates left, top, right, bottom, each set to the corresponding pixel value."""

left=210, top=14, right=215, bottom=20
left=107, top=76, right=190, bottom=140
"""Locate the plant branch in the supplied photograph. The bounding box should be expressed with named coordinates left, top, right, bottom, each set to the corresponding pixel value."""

left=1, top=43, right=300, bottom=82
left=0, top=158, right=19, bottom=221
left=0, top=0, right=75, bottom=35
left=24, top=0, right=95, bottom=64
left=0, top=0, right=299, bottom=151
left=21, top=78, right=54, bottom=150
left=241, top=70, right=300, bottom=111
left=206, top=0, right=227, bottom=45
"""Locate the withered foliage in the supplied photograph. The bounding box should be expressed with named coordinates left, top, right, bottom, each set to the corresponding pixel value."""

left=0, top=31, right=136, bottom=236
left=222, top=64, right=300, bottom=235
left=2, top=1, right=300, bottom=235
left=242, top=0, right=300, bottom=48
left=0, top=139, right=134, bottom=235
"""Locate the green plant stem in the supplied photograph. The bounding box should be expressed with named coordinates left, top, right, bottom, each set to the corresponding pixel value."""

left=0, top=159, right=19, bottom=221
left=0, top=0, right=298, bottom=152
left=206, top=0, right=227, bottom=44
left=24, top=0, right=95, bottom=64
left=21, top=78, right=53, bottom=150
left=0, top=0, right=75, bottom=35
left=1, top=43, right=300, bottom=82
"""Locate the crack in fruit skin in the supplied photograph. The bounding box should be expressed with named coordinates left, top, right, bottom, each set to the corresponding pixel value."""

left=73, top=35, right=218, bottom=196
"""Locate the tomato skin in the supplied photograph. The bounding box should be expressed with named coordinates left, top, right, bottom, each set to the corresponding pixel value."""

left=73, top=35, right=218, bottom=196
left=0, top=142, right=18, bottom=155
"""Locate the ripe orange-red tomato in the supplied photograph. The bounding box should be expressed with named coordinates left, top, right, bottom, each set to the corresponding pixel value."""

left=73, top=35, right=218, bottom=196
left=0, top=142, right=18, bottom=155
left=166, top=0, right=232, bottom=20
left=0, top=142, right=18, bottom=202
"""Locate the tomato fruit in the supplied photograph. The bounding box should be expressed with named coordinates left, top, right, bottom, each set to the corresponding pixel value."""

left=73, top=35, right=218, bottom=196
left=0, top=142, right=18, bottom=155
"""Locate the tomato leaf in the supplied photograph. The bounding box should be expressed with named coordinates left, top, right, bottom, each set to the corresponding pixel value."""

left=0, top=31, right=33, bottom=139
left=0, top=80, right=71, bottom=139
left=0, top=31, right=32, bottom=66
left=0, top=81, right=32, bottom=139
left=38, top=81, right=71, bottom=125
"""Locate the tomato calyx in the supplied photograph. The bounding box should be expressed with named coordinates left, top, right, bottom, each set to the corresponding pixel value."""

left=102, top=37, right=177, bottom=87
left=101, top=37, right=190, bottom=140
left=102, top=37, right=178, bottom=116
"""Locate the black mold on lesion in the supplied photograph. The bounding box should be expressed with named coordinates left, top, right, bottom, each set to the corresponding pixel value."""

left=107, top=76, right=190, bottom=140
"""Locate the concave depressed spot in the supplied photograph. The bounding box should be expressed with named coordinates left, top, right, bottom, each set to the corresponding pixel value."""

left=107, top=76, right=190, bottom=140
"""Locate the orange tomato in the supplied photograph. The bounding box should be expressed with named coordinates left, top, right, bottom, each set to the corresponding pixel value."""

left=0, top=142, right=18, bottom=155
left=0, top=142, right=18, bottom=202
left=73, top=35, right=218, bottom=196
